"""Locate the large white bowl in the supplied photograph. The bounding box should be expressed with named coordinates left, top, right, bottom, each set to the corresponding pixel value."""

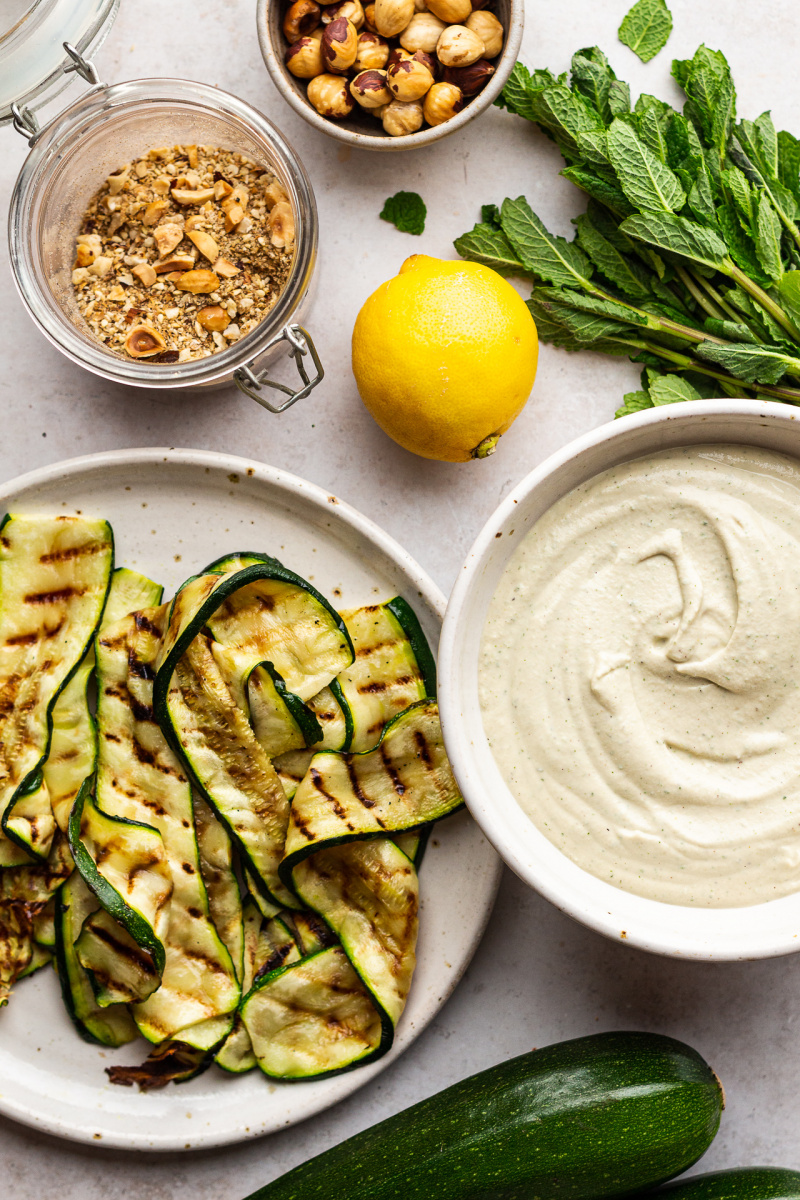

left=439, top=399, right=800, bottom=962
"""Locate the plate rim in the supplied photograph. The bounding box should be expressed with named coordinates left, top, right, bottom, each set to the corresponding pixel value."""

left=0, top=445, right=502, bottom=1152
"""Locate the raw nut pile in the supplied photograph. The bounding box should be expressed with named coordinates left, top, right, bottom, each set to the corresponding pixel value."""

left=282, top=0, right=505, bottom=137
left=71, top=145, right=295, bottom=363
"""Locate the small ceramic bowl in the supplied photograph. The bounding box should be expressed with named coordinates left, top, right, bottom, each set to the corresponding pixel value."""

left=439, top=399, right=800, bottom=962
left=257, top=0, right=523, bottom=151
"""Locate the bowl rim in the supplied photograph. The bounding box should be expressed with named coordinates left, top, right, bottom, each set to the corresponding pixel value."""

left=256, top=0, right=524, bottom=151
left=439, top=398, right=800, bottom=961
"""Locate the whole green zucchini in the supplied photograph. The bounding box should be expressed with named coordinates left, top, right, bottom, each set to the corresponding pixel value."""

left=245, top=1031, right=723, bottom=1200
left=632, top=1169, right=800, bottom=1199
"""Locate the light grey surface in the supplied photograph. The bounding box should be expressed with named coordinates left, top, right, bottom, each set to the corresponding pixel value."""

left=0, top=0, right=799, bottom=1191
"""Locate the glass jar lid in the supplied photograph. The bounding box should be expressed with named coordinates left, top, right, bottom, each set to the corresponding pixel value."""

left=0, top=0, right=118, bottom=126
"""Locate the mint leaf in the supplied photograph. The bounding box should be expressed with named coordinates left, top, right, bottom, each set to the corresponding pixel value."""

left=561, top=166, right=636, bottom=217
left=616, top=389, right=654, bottom=418
left=481, top=204, right=502, bottom=228
left=607, top=119, right=686, bottom=214
left=380, top=192, right=426, bottom=236
left=619, top=0, right=673, bottom=63
left=529, top=292, right=632, bottom=346
left=704, top=318, right=759, bottom=344
left=571, top=47, right=615, bottom=123
left=500, top=197, right=594, bottom=288
left=694, top=341, right=795, bottom=385
left=575, top=211, right=652, bottom=296
left=454, top=223, right=529, bottom=278
left=755, top=192, right=783, bottom=281
left=779, top=270, right=800, bottom=322
left=620, top=211, right=729, bottom=270
left=648, top=373, right=702, bottom=404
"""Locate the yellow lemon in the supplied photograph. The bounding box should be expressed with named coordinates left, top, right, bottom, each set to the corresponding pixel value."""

left=351, top=254, right=538, bottom=462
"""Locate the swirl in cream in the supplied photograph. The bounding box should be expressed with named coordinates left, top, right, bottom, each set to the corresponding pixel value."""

left=480, top=445, right=800, bottom=907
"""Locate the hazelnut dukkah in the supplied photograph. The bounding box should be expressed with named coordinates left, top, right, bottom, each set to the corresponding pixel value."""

left=71, top=145, right=295, bottom=364
left=282, top=0, right=503, bottom=136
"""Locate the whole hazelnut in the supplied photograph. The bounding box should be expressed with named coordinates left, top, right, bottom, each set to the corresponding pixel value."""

left=426, top=0, right=471, bottom=21
left=373, top=0, right=414, bottom=37
left=465, top=9, right=503, bottom=57
left=353, top=30, right=390, bottom=70
left=322, top=16, right=359, bottom=71
left=350, top=68, right=392, bottom=107
left=386, top=57, right=434, bottom=101
left=363, top=1, right=378, bottom=28
left=399, top=10, right=446, bottom=53
left=382, top=98, right=424, bottom=136
left=307, top=72, right=356, bottom=116
left=285, top=35, right=325, bottom=77
left=422, top=80, right=463, bottom=125
left=442, top=57, right=494, bottom=94
left=436, top=24, right=484, bottom=67
left=283, top=0, right=322, bottom=42
left=321, top=0, right=365, bottom=26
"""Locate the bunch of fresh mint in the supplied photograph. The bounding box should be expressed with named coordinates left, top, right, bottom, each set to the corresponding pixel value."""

left=454, top=47, right=800, bottom=416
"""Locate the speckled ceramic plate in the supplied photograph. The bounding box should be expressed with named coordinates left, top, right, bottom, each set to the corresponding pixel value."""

left=0, top=447, right=501, bottom=1151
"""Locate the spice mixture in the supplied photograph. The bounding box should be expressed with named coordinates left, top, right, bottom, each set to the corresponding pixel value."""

left=71, top=144, right=295, bottom=364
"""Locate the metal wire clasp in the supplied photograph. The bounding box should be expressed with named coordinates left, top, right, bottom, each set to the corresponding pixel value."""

left=11, top=43, right=103, bottom=146
left=234, top=324, right=324, bottom=413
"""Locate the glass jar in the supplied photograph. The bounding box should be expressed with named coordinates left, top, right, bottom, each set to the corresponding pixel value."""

left=7, top=57, right=322, bottom=410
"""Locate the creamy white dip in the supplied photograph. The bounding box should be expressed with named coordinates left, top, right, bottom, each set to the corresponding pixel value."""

left=480, top=444, right=800, bottom=908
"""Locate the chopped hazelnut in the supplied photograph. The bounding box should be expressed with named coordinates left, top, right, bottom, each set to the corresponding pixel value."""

left=196, top=305, right=231, bottom=332
left=174, top=269, right=221, bottom=294
left=125, top=325, right=167, bottom=357
left=268, top=201, right=296, bottom=247
left=153, top=222, right=184, bottom=258
left=171, top=187, right=217, bottom=205
left=132, top=263, right=157, bottom=287
left=187, top=229, right=220, bottom=263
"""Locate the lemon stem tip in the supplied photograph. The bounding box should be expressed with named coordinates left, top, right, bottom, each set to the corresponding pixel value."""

left=471, top=434, right=501, bottom=460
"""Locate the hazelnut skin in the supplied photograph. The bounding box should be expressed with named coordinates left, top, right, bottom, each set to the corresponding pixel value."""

left=373, top=0, right=414, bottom=37
left=426, top=0, right=471, bottom=20
left=307, top=72, right=356, bottom=116
left=422, top=80, right=463, bottom=124
left=353, top=30, right=390, bottom=70
left=442, top=57, right=494, bottom=94
left=436, top=24, right=484, bottom=67
left=398, top=11, right=446, bottom=53
left=285, top=35, right=326, bottom=77
left=350, top=68, right=392, bottom=107
left=382, top=97, right=424, bottom=135
left=411, top=48, right=438, bottom=76
left=283, top=0, right=322, bottom=42
left=387, top=45, right=413, bottom=67
left=465, top=9, right=503, bottom=57
left=386, top=57, right=434, bottom=101
left=322, top=16, right=359, bottom=71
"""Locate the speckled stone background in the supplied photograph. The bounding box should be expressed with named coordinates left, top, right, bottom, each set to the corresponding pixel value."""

left=1, top=0, right=800, bottom=1193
